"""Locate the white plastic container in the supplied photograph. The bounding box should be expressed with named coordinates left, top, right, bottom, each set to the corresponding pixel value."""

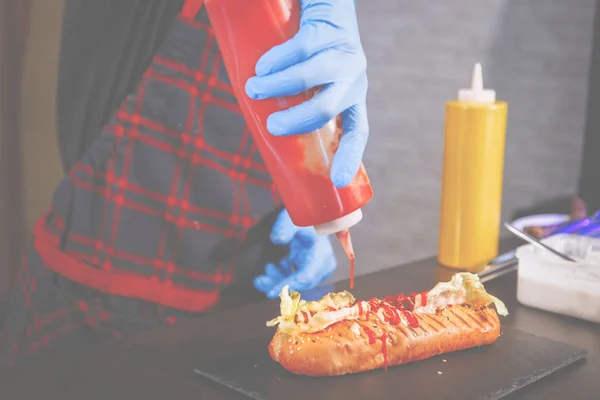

left=515, top=234, right=600, bottom=323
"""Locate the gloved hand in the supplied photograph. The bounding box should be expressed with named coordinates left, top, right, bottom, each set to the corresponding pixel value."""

left=254, top=209, right=337, bottom=299
left=245, top=0, right=368, bottom=189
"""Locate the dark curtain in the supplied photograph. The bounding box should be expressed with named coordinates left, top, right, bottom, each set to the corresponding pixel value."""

left=0, top=0, right=31, bottom=301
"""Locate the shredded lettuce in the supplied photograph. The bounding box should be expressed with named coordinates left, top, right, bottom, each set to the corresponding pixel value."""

left=304, top=290, right=356, bottom=312
left=266, top=285, right=301, bottom=332
left=266, top=285, right=356, bottom=334
left=414, top=272, right=508, bottom=316
left=266, top=273, right=508, bottom=335
left=279, top=285, right=301, bottom=318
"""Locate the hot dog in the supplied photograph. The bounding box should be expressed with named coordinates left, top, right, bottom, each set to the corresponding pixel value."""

left=266, top=272, right=508, bottom=376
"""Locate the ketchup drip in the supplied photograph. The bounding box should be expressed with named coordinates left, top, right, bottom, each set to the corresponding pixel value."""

left=401, top=310, right=420, bottom=328
left=362, top=326, right=377, bottom=344
left=363, top=295, right=420, bottom=329
left=384, top=294, right=413, bottom=311
left=380, top=303, right=401, bottom=325
left=336, top=229, right=356, bottom=288
left=380, top=333, right=389, bottom=370
left=420, top=291, right=428, bottom=307
left=357, top=292, right=426, bottom=371
left=362, top=326, right=390, bottom=370
left=301, top=311, right=309, bottom=322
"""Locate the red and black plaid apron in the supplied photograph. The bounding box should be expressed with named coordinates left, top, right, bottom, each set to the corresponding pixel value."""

left=0, top=1, right=282, bottom=367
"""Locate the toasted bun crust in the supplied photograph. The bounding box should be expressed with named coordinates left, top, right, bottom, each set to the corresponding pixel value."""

left=269, top=304, right=500, bottom=376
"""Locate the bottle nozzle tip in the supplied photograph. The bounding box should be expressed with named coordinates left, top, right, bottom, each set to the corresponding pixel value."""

left=471, top=63, right=483, bottom=91
left=457, top=62, right=495, bottom=103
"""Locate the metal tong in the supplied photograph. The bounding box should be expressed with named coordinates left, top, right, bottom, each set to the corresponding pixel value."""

left=479, top=210, right=600, bottom=280
left=503, top=222, right=577, bottom=262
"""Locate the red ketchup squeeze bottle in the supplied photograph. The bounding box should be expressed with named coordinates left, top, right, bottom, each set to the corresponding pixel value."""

left=204, top=0, right=373, bottom=288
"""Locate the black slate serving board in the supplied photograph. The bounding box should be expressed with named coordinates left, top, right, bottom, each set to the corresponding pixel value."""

left=193, top=327, right=586, bottom=400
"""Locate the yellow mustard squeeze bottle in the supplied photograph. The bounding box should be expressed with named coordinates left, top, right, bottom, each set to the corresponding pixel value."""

left=437, top=63, right=508, bottom=270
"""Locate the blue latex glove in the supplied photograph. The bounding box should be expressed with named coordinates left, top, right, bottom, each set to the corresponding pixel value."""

left=245, top=0, right=368, bottom=189
left=254, top=209, right=337, bottom=299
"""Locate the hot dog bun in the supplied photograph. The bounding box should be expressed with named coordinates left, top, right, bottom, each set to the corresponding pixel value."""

left=269, top=304, right=500, bottom=376
left=266, top=273, right=507, bottom=376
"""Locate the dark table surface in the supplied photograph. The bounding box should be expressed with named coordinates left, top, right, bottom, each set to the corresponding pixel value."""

left=1, top=239, right=599, bottom=400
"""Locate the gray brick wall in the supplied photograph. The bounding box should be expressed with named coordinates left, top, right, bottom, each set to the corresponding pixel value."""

left=331, top=0, right=595, bottom=281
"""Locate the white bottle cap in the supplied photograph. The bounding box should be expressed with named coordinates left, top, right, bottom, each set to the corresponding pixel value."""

left=314, top=208, right=363, bottom=235
left=457, top=63, right=496, bottom=104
